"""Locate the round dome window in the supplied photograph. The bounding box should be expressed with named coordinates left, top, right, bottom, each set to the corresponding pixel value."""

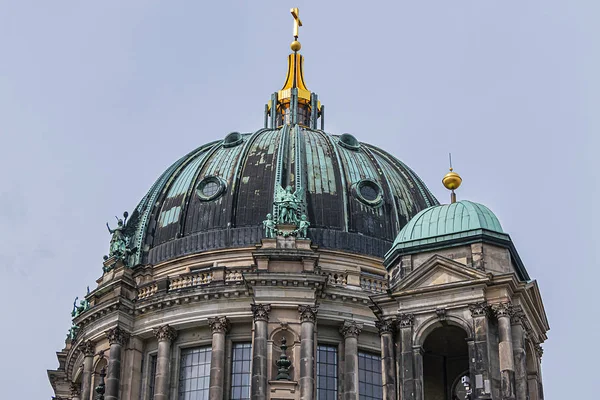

left=196, top=176, right=226, bottom=201
left=223, top=131, right=244, bottom=148
left=353, top=179, right=383, bottom=206
left=338, top=133, right=360, bottom=150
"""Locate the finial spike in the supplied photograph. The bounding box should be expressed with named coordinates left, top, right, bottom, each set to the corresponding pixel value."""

left=449, top=153, right=453, bottom=171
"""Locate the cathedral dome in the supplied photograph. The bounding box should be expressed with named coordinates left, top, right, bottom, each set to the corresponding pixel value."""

left=390, top=200, right=504, bottom=247
left=129, top=127, right=439, bottom=265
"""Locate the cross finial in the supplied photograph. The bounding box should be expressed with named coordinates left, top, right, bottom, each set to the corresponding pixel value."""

left=291, top=8, right=302, bottom=39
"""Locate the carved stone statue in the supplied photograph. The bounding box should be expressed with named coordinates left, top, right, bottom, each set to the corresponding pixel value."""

left=295, top=214, right=310, bottom=238
left=274, top=186, right=303, bottom=224
left=71, top=287, right=91, bottom=318
left=67, top=324, right=79, bottom=342
left=104, top=210, right=140, bottom=269
left=262, top=213, right=277, bottom=238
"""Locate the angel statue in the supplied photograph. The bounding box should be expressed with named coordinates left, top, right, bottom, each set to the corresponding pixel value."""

left=106, top=212, right=128, bottom=257
left=274, top=186, right=304, bottom=225
left=262, top=213, right=277, bottom=238
left=105, top=210, right=140, bottom=266
left=295, top=215, right=310, bottom=238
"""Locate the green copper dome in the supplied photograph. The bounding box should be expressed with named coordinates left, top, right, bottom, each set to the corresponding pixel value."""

left=392, top=200, right=504, bottom=246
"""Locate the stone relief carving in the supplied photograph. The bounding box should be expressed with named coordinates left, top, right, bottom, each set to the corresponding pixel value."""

left=375, top=318, right=395, bottom=335
left=397, top=313, right=415, bottom=328
left=298, top=305, right=318, bottom=323
left=492, top=302, right=514, bottom=318
left=469, top=301, right=490, bottom=317
left=105, top=326, right=130, bottom=346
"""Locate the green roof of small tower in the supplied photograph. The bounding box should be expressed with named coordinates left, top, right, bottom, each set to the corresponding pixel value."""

left=392, top=200, right=504, bottom=246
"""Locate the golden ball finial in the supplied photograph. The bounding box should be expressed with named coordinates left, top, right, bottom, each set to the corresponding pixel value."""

left=290, top=40, right=301, bottom=52
left=442, top=168, right=462, bottom=191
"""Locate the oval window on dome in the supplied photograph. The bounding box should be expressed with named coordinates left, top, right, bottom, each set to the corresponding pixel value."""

left=223, top=131, right=244, bottom=148
left=338, top=133, right=360, bottom=150
left=353, top=179, right=383, bottom=206
left=196, top=176, right=226, bottom=201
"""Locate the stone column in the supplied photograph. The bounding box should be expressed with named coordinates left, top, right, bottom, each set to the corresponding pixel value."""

left=153, top=325, right=178, bottom=400
left=251, top=304, right=271, bottom=400
left=534, top=344, right=544, bottom=400
left=468, top=302, right=493, bottom=399
left=208, top=316, right=230, bottom=400
left=511, top=307, right=528, bottom=400
left=397, top=313, right=416, bottom=400
left=298, top=305, right=318, bottom=400
left=79, top=340, right=95, bottom=400
left=71, top=382, right=81, bottom=400
left=493, top=302, right=516, bottom=400
left=376, top=319, right=397, bottom=400
left=105, top=326, right=130, bottom=400
left=340, top=320, right=362, bottom=400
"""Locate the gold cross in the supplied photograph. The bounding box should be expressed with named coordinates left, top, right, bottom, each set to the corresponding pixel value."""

left=290, top=8, right=302, bottom=39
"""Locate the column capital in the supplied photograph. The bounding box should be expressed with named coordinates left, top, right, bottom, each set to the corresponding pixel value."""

left=105, top=326, right=130, bottom=346
left=70, top=381, right=81, bottom=397
left=79, top=340, right=96, bottom=357
left=397, top=313, right=414, bottom=328
left=375, top=318, right=395, bottom=335
left=298, top=305, right=318, bottom=323
left=491, top=302, right=514, bottom=318
left=339, top=320, right=363, bottom=338
left=468, top=301, right=491, bottom=318
left=208, top=316, right=231, bottom=334
left=153, top=324, right=178, bottom=342
left=251, top=303, right=271, bottom=322
left=510, top=305, right=526, bottom=325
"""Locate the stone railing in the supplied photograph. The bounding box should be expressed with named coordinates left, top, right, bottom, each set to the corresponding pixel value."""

left=326, top=272, right=347, bottom=286
left=137, top=283, right=158, bottom=300
left=225, top=268, right=247, bottom=283
left=360, top=274, right=388, bottom=293
left=169, top=270, right=213, bottom=290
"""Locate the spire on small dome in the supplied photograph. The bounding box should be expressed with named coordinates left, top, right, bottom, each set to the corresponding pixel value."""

left=264, top=7, right=324, bottom=130
left=442, top=153, right=462, bottom=204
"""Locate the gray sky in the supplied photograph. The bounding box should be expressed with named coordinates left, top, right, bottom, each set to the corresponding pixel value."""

left=0, top=1, right=597, bottom=398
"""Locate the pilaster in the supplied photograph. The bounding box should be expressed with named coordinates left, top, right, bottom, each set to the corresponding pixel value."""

left=153, top=325, right=177, bottom=400
left=208, top=317, right=230, bottom=400
left=251, top=304, right=271, bottom=400
left=376, top=318, right=397, bottom=400
left=298, top=305, right=318, bottom=400
left=340, top=320, right=362, bottom=400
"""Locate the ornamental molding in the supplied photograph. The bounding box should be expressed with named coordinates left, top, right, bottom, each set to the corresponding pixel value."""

left=105, top=326, right=130, bottom=346
left=436, top=308, right=447, bottom=321
left=251, top=304, right=272, bottom=322
left=339, top=320, right=363, bottom=338
left=375, top=318, right=395, bottom=335
left=469, top=302, right=490, bottom=318
left=397, top=313, right=415, bottom=328
left=534, top=343, right=544, bottom=358
left=298, top=305, right=318, bottom=323
left=153, top=324, right=178, bottom=342
left=491, top=302, right=514, bottom=318
left=79, top=340, right=96, bottom=357
left=70, top=382, right=81, bottom=396
left=208, top=317, right=231, bottom=334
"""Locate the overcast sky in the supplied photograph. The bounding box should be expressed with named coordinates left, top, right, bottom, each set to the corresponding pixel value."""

left=0, top=1, right=597, bottom=398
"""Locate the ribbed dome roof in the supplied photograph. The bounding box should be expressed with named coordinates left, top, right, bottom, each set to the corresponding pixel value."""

left=127, top=126, right=439, bottom=265
left=392, top=200, right=503, bottom=246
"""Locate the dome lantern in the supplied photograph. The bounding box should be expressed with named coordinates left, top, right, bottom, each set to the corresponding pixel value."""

left=265, top=8, right=324, bottom=129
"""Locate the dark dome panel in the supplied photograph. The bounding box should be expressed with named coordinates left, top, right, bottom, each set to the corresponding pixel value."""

left=138, top=126, right=439, bottom=264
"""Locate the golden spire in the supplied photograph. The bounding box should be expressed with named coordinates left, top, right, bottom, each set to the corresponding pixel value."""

left=442, top=153, right=462, bottom=204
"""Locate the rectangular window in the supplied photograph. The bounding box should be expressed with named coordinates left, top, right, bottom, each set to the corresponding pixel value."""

left=317, top=345, right=338, bottom=400
left=358, top=352, right=383, bottom=400
left=178, top=346, right=212, bottom=400
left=148, top=354, right=157, bottom=400
left=230, top=342, right=252, bottom=400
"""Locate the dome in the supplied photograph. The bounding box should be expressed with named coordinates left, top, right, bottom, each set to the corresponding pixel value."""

left=128, top=126, right=438, bottom=265
left=390, top=200, right=504, bottom=247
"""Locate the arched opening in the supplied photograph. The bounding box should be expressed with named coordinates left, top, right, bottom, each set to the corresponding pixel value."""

left=423, top=325, right=469, bottom=400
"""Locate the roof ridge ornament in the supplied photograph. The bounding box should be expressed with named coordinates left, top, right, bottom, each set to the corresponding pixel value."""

left=442, top=153, right=462, bottom=204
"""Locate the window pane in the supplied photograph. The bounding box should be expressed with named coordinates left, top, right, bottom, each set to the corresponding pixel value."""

left=178, top=346, right=212, bottom=400
left=148, top=354, right=157, bottom=399
left=230, top=343, right=252, bottom=400
left=317, top=345, right=338, bottom=399
left=358, top=352, right=382, bottom=400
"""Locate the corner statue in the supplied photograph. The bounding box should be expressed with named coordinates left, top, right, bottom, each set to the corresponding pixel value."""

left=295, top=214, right=310, bottom=238
left=104, top=210, right=140, bottom=268
left=274, top=185, right=304, bottom=224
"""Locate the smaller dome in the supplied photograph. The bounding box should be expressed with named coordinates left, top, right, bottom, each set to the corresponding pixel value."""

left=392, top=200, right=503, bottom=245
